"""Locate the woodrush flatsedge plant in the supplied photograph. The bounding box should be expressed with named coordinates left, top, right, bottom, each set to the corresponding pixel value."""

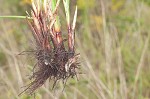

left=0, top=0, right=79, bottom=95
left=20, top=0, right=79, bottom=95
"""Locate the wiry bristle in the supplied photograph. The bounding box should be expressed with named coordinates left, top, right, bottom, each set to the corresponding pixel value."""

left=20, top=0, right=79, bottom=95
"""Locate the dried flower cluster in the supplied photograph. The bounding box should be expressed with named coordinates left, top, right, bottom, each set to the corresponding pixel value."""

left=21, top=0, right=79, bottom=95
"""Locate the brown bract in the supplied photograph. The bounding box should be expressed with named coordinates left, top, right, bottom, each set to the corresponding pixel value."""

left=20, top=0, right=79, bottom=95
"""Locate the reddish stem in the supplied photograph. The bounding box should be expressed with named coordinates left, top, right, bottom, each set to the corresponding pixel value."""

left=68, top=25, right=74, bottom=56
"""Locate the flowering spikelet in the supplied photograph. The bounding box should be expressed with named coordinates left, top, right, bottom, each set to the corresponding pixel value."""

left=20, top=0, right=79, bottom=95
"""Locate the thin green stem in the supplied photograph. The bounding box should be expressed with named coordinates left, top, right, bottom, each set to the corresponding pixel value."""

left=63, top=0, right=70, bottom=25
left=0, top=16, right=32, bottom=19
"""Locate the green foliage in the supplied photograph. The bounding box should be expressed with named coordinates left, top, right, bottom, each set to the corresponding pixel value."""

left=111, top=0, right=125, bottom=11
left=0, top=52, right=6, bottom=65
left=142, top=0, right=150, bottom=6
left=77, top=0, right=95, bottom=9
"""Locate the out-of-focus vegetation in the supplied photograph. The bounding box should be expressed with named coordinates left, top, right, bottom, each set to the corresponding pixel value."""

left=0, top=0, right=150, bottom=99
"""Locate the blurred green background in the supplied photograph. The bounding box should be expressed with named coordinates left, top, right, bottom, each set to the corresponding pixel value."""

left=0, top=0, right=150, bottom=99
